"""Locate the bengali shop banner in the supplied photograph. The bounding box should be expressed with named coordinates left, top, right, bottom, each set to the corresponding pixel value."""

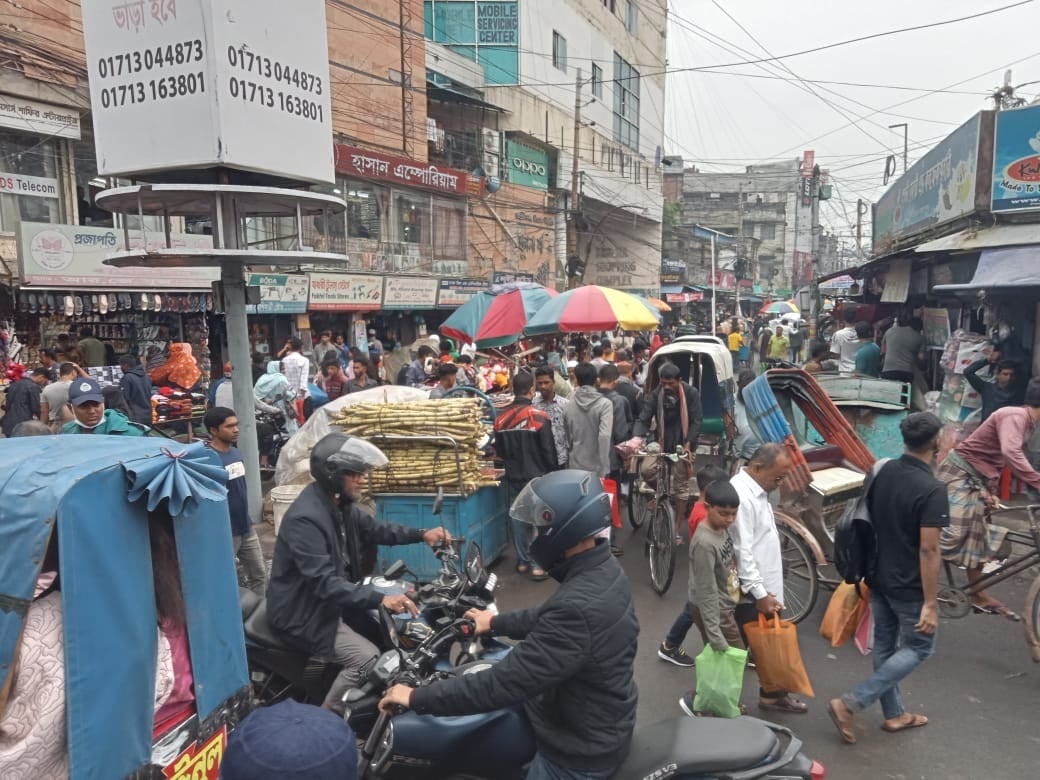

left=382, top=276, right=439, bottom=309
left=308, top=271, right=383, bottom=311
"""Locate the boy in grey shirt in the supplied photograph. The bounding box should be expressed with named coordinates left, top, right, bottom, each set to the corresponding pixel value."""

left=679, top=479, right=743, bottom=717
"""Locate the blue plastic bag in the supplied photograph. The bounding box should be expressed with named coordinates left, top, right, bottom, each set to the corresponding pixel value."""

left=693, top=645, right=748, bottom=718
left=308, top=382, right=329, bottom=409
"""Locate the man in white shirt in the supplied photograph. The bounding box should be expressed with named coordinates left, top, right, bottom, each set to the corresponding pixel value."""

left=279, top=337, right=310, bottom=399
left=829, top=306, right=860, bottom=374
left=730, top=442, right=808, bottom=714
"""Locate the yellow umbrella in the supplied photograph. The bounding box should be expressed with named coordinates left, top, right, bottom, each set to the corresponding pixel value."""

left=524, top=285, right=661, bottom=334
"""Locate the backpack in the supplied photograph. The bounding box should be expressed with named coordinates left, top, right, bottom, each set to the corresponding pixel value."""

left=833, top=458, right=891, bottom=585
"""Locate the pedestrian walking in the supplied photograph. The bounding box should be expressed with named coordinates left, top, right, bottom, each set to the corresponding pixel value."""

left=118, top=354, right=153, bottom=425
left=827, top=412, right=947, bottom=743
left=563, top=362, right=613, bottom=480
left=494, top=371, right=559, bottom=580
left=2, top=367, right=48, bottom=437
left=533, top=365, right=570, bottom=469
left=830, top=306, right=860, bottom=374
left=880, top=316, right=925, bottom=383
left=428, top=363, right=459, bottom=399
left=963, top=350, right=1019, bottom=422
left=678, top=479, right=744, bottom=717
left=204, top=407, right=267, bottom=595
left=853, top=322, right=881, bottom=378
left=730, top=443, right=807, bottom=714
left=767, top=326, right=789, bottom=365
left=61, top=377, right=147, bottom=436
left=40, top=361, right=83, bottom=429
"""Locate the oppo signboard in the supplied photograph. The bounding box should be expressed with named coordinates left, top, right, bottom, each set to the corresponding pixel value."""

left=81, top=0, right=334, bottom=183
left=504, top=139, right=549, bottom=190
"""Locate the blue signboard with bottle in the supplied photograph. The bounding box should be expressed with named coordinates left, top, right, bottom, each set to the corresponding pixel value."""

left=992, top=104, right=1040, bottom=213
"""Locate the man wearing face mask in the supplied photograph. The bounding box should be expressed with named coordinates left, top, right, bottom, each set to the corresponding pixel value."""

left=60, top=377, right=147, bottom=436
left=633, top=362, right=703, bottom=530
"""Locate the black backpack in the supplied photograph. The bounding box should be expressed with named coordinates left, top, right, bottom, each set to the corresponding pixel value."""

left=833, top=458, right=891, bottom=585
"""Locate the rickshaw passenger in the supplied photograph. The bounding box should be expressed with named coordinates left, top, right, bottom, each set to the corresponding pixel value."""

left=0, top=512, right=193, bottom=779
left=266, top=434, right=452, bottom=712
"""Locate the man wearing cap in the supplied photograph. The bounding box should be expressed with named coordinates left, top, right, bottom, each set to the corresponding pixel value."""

left=61, top=377, right=147, bottom=436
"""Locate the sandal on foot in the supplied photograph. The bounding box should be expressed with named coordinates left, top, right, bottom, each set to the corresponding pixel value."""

left=759, top=694, right=808, bottom=714
left=531, top=567, right=549, bottom=581
left=826, top=700, right=856, bottom=744
left=881, top=713, right=928, bottom=733
left=515, top=563, right=530, bottom=575
left=972, top=601, right=1021, bottom=621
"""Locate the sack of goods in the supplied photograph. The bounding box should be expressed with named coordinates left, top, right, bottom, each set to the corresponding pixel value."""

left=331, top=398, right=498, bottom=495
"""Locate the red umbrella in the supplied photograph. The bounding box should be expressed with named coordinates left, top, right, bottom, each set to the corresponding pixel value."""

left=440, top=283, right=557, bottom=348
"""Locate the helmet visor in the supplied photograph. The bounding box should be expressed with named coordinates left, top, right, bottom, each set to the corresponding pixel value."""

left=509, top=471, right=598, bottom=528
left=327, top=437, right=389, bottom=472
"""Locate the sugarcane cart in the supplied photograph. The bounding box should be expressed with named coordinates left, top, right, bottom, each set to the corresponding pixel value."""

left=329, top=398, right=508, bottom=577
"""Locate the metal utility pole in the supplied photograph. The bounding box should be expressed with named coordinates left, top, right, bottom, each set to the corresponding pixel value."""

left=856, top=199, right=868, bottom=261
left=735, top=183, right=744, bottom=316
left=889, top=123, right=908, bottom=172
left=566, top=68, right=583, bottom=289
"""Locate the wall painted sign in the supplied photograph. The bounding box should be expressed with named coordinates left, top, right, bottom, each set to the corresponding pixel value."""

left=504, top=139, right=549, bottom=190
left=0, top=173, right=60, bottom=200
left=438, top=278, right=488, bottom=307
left=383, top=276, right=440, bottom=309
left=246, top=273, right=308, bottom=313
left=335, top=143, right=469, bottom=195
left=424, top=1, right=519, bottom=84
left=18, top=221, right=218, bottom=288
left=0, top=94, right=81, bottom=139
left=992, top=104, right=1040, bottom=213
left=308, top=272, right=383, bottom=311
left=873, top=112, right=983, bottom=252
left=492, top=270, right=534, bottom=284
left=80, top=0, right=333, bottom=182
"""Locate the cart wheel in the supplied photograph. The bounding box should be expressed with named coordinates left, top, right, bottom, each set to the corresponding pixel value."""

left=648, top=501, right=676, bottom=596
left=627, top=476, right=649, bottom=529
left=444, top=385, right=497, bottom=443
left=777, top=524, right=818, bottom=624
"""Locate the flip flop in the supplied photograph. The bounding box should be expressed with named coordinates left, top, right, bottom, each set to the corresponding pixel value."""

left=531, top=568, right=549, bottom=581
left=64, top=295, right=74, bottom=316
left=759, top=694, right=808, bottom=714
left=972, top=602, right=1022, bottom=622
left=515, top=563, right=530, bottom=575
left=826, top=700, right=856, bottom=744
left=881, top=713, right=928, bottom=733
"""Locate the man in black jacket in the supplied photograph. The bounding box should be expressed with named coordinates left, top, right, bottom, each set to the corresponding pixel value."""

left=267, top=433, right=451, bottom=711
left=118, top=354, right=153, bottom=426
left=380, top=471, right=639, bottom=779
left=494, top=370, right=559, bottom=579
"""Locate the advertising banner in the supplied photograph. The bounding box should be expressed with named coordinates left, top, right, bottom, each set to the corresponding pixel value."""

left=492, top=270, right=534, bottom=284
left=81, top=0, right=334, bottom=182
left=245, top=273, right=308, bottom=313
left=383, top=276, right=440, bottom=309
left=18, top=221, right=218, bottom=288
left=438, top=278, right=489, bottom=307
left=0, top=173, right=60, bottom=200
left=0, top=94, right=81, bottom=139
left=334, top=143, right=470, bottom=195
left=308, top=272, right=383, bottom=311
left=505, top=139, right=549, bottom=190
left=873, top=113, right=982, bottom=251
left=992, top=104, right=1040, bottom=213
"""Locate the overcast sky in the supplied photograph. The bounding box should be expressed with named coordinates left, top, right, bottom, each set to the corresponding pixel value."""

left=664, top=0, right=1040, bottom=242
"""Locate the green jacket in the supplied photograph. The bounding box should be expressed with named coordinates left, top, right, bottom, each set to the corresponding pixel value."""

left=62, top=409, right=148, bottom=436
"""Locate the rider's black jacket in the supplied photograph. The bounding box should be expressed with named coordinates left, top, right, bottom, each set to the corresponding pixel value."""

left=267, top=482, right=424, bottom=656
left=410, top=540, right=639, bottom=771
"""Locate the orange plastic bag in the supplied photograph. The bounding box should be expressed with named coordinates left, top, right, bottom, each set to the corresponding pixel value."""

left=820, top=582, right=869, bottom=648
left=742, top=613, right=815, bottom=698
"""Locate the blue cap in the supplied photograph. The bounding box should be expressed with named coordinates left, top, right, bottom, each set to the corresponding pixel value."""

left=220, top=700, right=358, bottom=780
left=68, top=377, right=104, bottom=406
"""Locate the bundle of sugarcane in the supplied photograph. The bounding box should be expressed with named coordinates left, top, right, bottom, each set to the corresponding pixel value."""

left=332, top=399, right=497, bottom=494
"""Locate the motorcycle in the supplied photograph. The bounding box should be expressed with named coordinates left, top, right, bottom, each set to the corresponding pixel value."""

left=257, top=409, right=292, bottom=471
left=353, top=548, right=826, bottom=780
left=241, top=538, right=509, bottom=713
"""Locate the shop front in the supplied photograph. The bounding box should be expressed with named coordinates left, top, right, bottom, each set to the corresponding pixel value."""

left=15, top=220, right=217, bottom=375
left=243, top=272, right=310, bottom=362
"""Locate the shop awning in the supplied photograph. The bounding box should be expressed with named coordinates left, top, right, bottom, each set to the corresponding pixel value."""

left=915, top=223, right=1040, bottom=254
left=933, top=246, right=1040, bottom=293
left=660, top=284, right=689, bottom=295
left=427, top=84, right=505, bottom=111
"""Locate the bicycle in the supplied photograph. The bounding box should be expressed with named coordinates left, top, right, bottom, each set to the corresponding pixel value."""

left=628, top=448, right=692, bottom=596
left=937, top=503, right=1040, bottom=660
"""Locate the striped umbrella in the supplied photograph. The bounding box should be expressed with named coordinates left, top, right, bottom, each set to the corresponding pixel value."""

left=524, top=285, right=661, bottom=336
left=440, top=283, right=557, bottom=348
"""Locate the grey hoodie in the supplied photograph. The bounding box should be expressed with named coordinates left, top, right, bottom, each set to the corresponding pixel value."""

left=563, top=385, right=613, bottom=477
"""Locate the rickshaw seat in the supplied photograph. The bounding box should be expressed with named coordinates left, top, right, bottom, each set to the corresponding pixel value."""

left=799, top=443, right=844, bottom=468
left=243, top=599, right=296, bottom=652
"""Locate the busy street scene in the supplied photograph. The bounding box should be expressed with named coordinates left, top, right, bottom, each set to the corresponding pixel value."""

left=2, top=1, right=1040, bottom=778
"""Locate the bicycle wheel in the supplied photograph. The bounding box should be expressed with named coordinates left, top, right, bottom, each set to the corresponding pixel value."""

left=777, top=523, right=819, bottom=624
left=627, top=476, right=649, bottom=529
left=648, top=501, right=677, bottom=595
left=1025, top=574, right=1040, bottom=662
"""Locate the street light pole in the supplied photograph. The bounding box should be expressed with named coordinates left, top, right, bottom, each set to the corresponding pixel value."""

left=889, top=123, right=908, bottom=173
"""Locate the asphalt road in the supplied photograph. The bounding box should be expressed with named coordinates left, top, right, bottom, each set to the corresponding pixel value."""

left=489, top=520, right=1039, bottom=780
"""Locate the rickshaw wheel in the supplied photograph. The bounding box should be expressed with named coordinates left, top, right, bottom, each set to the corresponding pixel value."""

left=777, top=524, right=818, bottom=624
left=1026, top=575, right=1040, bottom=662
left=648, top=502, right=677, bottom=595
left=627, top=477, right=650, bottom=529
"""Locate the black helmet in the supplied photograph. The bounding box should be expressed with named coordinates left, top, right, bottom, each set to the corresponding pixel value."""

left=310, top=432, right=388, bottom=495
left=510, top=470, right=611, bottom=571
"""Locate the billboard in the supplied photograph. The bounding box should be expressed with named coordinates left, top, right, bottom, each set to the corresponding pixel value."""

left=424, top=1, right=519, bottom=84
left=81, top=0, right=333, bottom=182
left=992, top=104, right=1040, bottom=213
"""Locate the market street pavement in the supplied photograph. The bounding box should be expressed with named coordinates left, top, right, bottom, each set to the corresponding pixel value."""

left=490, top=521, right=1039, bottom=780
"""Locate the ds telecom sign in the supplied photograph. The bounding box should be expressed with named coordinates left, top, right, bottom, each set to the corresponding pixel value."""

left=80, top=0, right=334, bottom=183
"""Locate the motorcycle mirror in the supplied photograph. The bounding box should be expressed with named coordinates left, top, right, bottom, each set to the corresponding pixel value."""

left=383, top=560, right=407, bottom=580
left=432, top=486, right=444, bottom=516
left=464, top=542, right=484, bottom=584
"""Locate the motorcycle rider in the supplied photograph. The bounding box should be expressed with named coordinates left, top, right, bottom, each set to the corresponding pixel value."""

left=379, top=470, right=639, bottom=779
left=267, top=433, right=452, bottom=711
